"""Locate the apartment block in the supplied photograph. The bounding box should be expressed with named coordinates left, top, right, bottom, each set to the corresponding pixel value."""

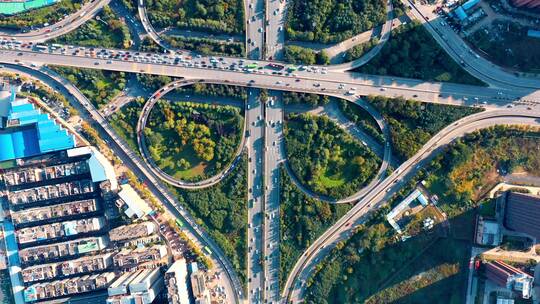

left=2, top=160, right=89, bottom=187
left=113, top=245, right=167, bottom=268
left=108, top=222, right=156, bottom=243
left=23, top=272, right=117, bottom=302
left=165, top=259, right=191, bottom=304
left=11, top=199, right=98, bottom=226
left=7, top=180, right=95, bottom=206
left=21, top=253, right=113, bottom=283
left=16, top=217, right=105, bottom=245
left=19, top=237, right=108, bottom=265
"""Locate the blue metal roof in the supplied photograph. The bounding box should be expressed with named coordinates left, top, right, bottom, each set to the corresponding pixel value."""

left=0, top=87, right=75, bottom=161
left=528, top=29, right=540, bottom=39
left=455, top=6, right=467, bottom=20
left=462, top=0, right=480, bottom=10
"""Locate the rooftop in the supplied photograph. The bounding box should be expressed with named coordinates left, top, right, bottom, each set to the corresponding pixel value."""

left=0, top=85, right=75, bottom=162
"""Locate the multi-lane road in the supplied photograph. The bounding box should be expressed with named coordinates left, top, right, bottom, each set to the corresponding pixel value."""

left=263, top=0, right=287, bottom=302
left=282, top=107, right=540, bottom=302
left=1, top=0, right=111, bottom=42
left=1, top=63, right=243, bottom=303
left=404, top=0, right=540, bottom=90
left=2, top=2, right=540, bottom=303
left=3, top=48, right=538, bottom=106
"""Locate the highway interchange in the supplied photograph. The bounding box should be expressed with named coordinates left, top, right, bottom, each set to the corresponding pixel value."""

left=1, top=0, right=540, bottom=303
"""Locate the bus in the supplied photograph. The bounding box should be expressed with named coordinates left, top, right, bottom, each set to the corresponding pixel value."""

left=246, top=63, right=258, bottom=69
left=34, top=44, right=48, bottom=52
left=175, top=218, right=184, bottom=228
left=203, top=246, right=212, bottom=255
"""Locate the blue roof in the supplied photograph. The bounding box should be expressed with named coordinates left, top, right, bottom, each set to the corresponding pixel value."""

left=0, top=87, right=75, bottom=161
left=455, top=7, right=467, bottom=20
left=528, top=29, right=540, bottom=39
left=462, top=0, right=480, bottom=10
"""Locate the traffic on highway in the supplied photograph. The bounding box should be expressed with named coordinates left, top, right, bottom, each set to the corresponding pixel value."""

left=1, top=0, right=540, bottom=303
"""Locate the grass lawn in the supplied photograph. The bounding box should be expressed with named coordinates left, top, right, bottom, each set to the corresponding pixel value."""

left=366, top=238, right=469, bottom=304
left=285, top=113, right=381, bottom=199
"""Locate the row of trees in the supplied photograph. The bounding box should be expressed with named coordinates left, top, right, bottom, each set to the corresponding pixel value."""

left=356, top=22, right=485, bottom=86
left=175, top=83, right=248, bottom=100
left=343, top=38, right=378, bottom=62
left=284, top=45, right=330, bottom=65
left=285, top=113, right=380, bottom=199
left=279, top=168, right=351, bottom=289
left=337, top=99, right=385, bottom=144
left=285, top=0, right=386, bottom=43
left=283, top=92, right=330, bottom=107
left=164, top=36, right=245, bottom=57
left=147, top=0, right=244, bottom=34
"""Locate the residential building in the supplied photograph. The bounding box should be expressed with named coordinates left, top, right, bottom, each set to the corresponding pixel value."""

left=113, top=245, right=167, bottom=269
left=165, top=259, right=191, bottom=304
left=106, top=268, right=164, bottom=304
left=23, top=272, right=116, bottom=302
left=16, top=217, right=105, bottom=245
left=109, top=222, right=156, bottom=243
left=19, top=237, right=108, bottom=265
left=511, top=0, right=540, bottom=9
